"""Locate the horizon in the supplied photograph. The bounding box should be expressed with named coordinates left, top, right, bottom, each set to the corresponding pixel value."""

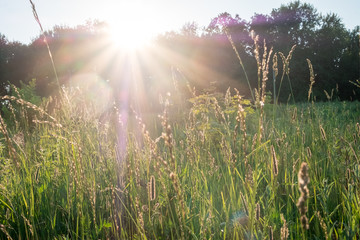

left=0, top=0, right=359, bottom=44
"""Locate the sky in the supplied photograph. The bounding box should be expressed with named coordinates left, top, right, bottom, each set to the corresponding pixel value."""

left=0, top=0, right=359, bottom=44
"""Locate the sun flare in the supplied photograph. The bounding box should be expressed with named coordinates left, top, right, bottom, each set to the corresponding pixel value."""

left=108, top=22, right=149, bottom=50
left=105, top=2, right=161, bottom=51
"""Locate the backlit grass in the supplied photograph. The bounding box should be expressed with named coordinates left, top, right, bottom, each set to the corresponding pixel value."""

left=0, top=85, right=359, bottom=239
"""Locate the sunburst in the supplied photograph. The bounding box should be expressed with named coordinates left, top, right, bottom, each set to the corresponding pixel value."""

left=105, top=2, right=160, bottom=51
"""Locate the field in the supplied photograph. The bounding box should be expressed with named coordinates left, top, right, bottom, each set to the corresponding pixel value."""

left=1, top=0, right=360, bottom=239
left=0, top=83, right=360, bottom=239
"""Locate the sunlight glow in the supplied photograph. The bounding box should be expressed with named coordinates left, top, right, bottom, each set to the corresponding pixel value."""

left=106, top=2, right=161, bottom=51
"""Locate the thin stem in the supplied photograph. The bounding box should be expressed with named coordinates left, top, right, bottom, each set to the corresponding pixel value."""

left=225, top=31, right=255, bottom=102
left=29, top=0, right=61, bottom=92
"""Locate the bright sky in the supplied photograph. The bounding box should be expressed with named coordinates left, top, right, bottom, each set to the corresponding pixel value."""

left=0, top=0, right=359, bottom=44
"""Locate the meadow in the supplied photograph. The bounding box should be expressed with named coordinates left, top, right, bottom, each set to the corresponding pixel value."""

left=0, top=67, right=360, bottom=240
left=0, top=7, right=360, bottom=237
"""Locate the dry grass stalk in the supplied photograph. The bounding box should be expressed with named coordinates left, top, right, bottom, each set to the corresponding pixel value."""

left=135, top=196, right=145, bottom=231
left=251, top=32, right=261, bottom=91
left=130, top=148, right=145, bottom=232
left=261, top=41, right=273, bottom=104
left=316, top=211, right=328, bottom=239
left=302, top=131, right=306, bottom=145
left=240, top=192, right=248, bottom=214
left=160, top=102, right=186, bottom=238
left=273, top=53, right=279, bottom=103
left=170, top=172, right=185, bottom=239
left=234, top=88, right=248, bottom=165
left=348, top=143, right=359, bottom=164
left=251, top=133, right=258, bottom=151
left=161, top=103, right=176, bottom=171
left=0, top=114, right=18, bottom=167
left=213, top=97, right=226, bottom=123
left=307, top=59, right=315, bottom=101
left=255, top=202, right=261, bottom=221
left=273, top=53, right=278, bottom=78
left=1, top=95, right=59, bottom=124
left=324, top=90, right=331, bottom=100
left=29, top=0, right=60, bottom=89
left=21, top=214, right=34, bottom=236
left=280, top=214, right=289, bottom=240
left=251, top=35, right=273, bottom=143
left=306, top=147, right=312, bottom=159
left=297, top=162, right=310, bottom=230
left=0, top=223, right=13, bottom=240
left=132, top=108, right=169, bottom=197
left=285, top=45, right=296, bottom=75
left=32, top=119, right=62, bottom=128
left=12, top=132, right=25, bottom=150
left=292, top=107, right=297, bottom=122
left=320, top=125, right=327, bottom=141
left=7, top=102, right=19, bottom=130
left=149, top=175, right=156, bottom=201
left=269, top=226, right=274, bottom=240
left=276, top=45, right=296, bottom=101
left=277, top=45, right=296, bottom=76
left=278, top=52, right=287, bottom=78
left=225, top=30, right=254, bottom=101
left=270, top=145, right=279, bottom=176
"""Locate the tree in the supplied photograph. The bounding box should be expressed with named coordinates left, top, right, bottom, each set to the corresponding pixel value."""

left=338, top=26, right=360, bottom=100
left=0, top=34, right=31, bottom=96
left=250, top=13, right=274, bottom=46
left=0, top=34, right=8, bottom=95
left=270, top=1, right=320, bottom=50
left=312, top=13, right=350, bottom=99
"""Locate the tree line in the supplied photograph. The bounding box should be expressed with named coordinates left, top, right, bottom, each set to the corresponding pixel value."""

left=0, top=1, right=359, bottom=102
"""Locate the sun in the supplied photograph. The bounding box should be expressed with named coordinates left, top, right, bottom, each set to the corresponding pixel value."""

left=106, top=2, right=160, bottom=51
left=108, top=21, right=150, bottom=50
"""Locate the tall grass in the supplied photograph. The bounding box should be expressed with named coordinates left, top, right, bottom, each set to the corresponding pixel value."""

left=1, top=69, right=360, bottom=239
left=1, top=6, right=360, bottom=238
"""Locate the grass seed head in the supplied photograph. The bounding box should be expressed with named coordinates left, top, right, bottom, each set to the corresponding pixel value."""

left=307, top=59, right=315, bottom=101
left=255, top=202, right=261, bottom=221
left=306, top=147, right=312, bottom=159
left=269, top=226, right=274, bottom=240
left=273, top=53, right=278, bottom=78
left=316, top=211, right=328, bottom=238
left=297, top=162, right=310, bottom=230
left=271, top=145, right=279, bottom=176
left=320, top=125, right=326, bottom=141
left=149, top=175, right=156, bottom=201
left=280, top=214, right=289, bottom=240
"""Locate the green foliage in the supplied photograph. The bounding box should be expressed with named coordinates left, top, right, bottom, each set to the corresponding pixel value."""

left=17, top=79, right=43, bottom=106
left=1, top=85, right=360, bottom=239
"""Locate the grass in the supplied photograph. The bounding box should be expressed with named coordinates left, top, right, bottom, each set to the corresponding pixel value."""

left=0, top=83, right=360, bottom=239
left=1, top=7, right=359, bottom=237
